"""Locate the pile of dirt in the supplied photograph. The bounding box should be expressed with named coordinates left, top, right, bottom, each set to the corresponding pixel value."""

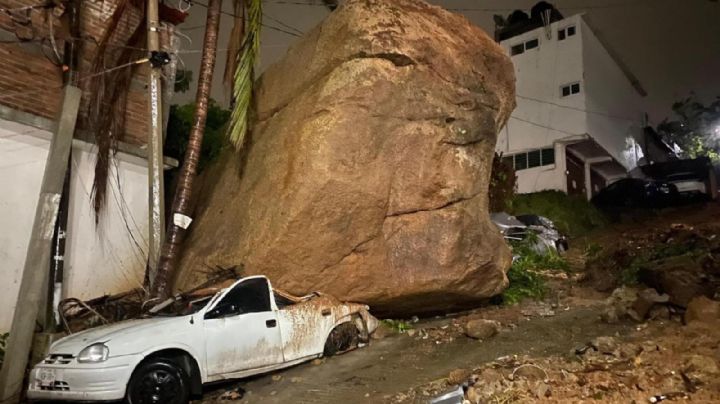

left=175, top=0, right=516, bottom=315
left=585, top=223, right=720, bottom=306
left=391, top=316, right=720, bottom=403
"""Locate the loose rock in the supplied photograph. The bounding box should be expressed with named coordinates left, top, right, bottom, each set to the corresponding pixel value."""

left=447, top=368, right=472, bottom=385
left=465, top=319, right=500, bottom=340
left=684, top=296, right=720, bottom=325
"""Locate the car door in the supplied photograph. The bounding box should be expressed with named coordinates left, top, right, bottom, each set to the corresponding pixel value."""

left=203, top=277, right=284, bottom=377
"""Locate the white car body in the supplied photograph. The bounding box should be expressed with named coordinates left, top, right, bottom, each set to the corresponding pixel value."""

left=666, top=172, right=707, bottom=195
left=27, top=276, right=377, bottom=402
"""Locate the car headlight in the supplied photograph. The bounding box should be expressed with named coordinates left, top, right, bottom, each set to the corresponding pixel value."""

left=77, top=343, right=109, bottom=363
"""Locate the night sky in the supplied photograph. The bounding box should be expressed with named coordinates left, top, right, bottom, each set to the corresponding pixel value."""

left=175, top=0, right=720, bottom=124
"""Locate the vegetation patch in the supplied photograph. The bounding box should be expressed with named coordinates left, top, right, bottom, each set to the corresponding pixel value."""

left=0, top=332, right=7, bottom=368
left=509, top=191, right=607, bottom=238
left=502, top=236, right=569, bottom=305
left=382, top=319, right=414, bottom=333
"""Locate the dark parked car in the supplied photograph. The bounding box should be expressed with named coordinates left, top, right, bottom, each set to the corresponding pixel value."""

left=591, top=178, right=679, bottom=210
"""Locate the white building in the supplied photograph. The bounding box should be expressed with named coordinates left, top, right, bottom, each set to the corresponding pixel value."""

left=496, top=12, right=647, bottom=199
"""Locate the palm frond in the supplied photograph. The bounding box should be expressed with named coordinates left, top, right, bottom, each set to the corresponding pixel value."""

left=223, top=0, right=244, bottom=94
left=227, top=0, right=261, bottom=150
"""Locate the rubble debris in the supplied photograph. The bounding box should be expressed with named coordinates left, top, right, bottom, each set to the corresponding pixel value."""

left=446, top=368, right=472, bottom=385
left=464, top=319, right=500, bottom=340
left=585, top=223, right=720, bottom=303
left=429, top=385, right=464, bottom=404
left=684, top=296, right=720, bottom=324
left=683, top=355, right=719, bottom=385
left=218, top=386, right=246, bottom=401
left=630, top=288, right=670, bottom=321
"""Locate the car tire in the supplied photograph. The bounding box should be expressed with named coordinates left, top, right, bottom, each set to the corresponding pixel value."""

left=126, top=359, right=190, bottom=404
left=323, top=322, right=360, bottom=356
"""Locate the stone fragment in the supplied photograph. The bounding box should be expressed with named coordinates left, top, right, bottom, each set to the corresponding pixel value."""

left=464, top=319, right=500, bottom=340
left=447, top=368, right=472, bottom=385
left=683, top=355, right=720, bottom=385
left=684, top=296, right=720, bottom=325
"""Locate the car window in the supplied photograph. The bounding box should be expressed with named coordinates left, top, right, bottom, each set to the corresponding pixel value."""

left=205, top=278, right=272, bottom=319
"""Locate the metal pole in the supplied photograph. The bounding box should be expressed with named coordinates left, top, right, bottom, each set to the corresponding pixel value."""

left=145, top=0, right=166, bottom=288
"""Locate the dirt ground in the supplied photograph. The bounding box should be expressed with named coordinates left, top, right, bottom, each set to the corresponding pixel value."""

left=197, top=203, right=720, bottom=404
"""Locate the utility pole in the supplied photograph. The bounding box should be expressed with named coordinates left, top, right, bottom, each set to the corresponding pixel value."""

left=0, top=1, right=82, bottom=398
left=145, top=0, right=166, bottom=289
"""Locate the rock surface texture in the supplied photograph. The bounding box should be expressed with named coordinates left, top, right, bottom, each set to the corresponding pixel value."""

left=175, top=0, right=515, bottom=315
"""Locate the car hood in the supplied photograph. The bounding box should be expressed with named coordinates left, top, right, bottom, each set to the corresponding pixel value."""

left=50, top=317, right=186, bottom=355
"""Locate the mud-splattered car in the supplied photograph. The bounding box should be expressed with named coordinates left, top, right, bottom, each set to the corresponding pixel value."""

left=27, top=276, right=378, bottom=403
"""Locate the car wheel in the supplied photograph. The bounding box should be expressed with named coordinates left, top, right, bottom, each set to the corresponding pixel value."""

left=126, top=359, right=190, bottom=404
left=323, top=322, right=360, bottom=356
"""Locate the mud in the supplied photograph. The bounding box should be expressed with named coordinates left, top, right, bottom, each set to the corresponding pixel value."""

left=197, top=303, right=633, bottom=403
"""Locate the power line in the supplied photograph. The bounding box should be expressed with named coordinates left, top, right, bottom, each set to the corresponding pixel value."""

left=516, top=94, right=641, bottom=123
left=443, top=0, right=655, bottom=12
left=509, top=115, right=578, bottom=137
left=190, top=0, right=303, bottom=37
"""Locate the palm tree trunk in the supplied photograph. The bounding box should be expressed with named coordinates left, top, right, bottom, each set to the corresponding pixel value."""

left=151, top=0, right=223, bottom=299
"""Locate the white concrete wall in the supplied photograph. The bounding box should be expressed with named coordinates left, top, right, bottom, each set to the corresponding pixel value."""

left=496, top=14, right=589, bottom=194
left=581, top=17, right=645, bottom=169
left=496, top=14, right=645, bottom=194
left=0, top=119, right=148, bottom=333
left=497, top=14, right=589, bottom=156
left=514, top=143, right=568, bottom=194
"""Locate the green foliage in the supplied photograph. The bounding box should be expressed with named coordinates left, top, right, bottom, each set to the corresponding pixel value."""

left=583, top=242, right=603, bottom=260
left=174, top=69, right=193, bottom=93
left=489, top=153, right=517, bottom=212
left=509, top=191, right=607, bottom=238
left=165, top=99, right=230, bottom=172
left=0, top=332, right=7, bottom=367
left=657, top=95, right=720, bottom=161
left=228, top=0, right=262, bottom=150
left=382, top=319, right=413, bottom=333
left=502, top=238, right=569, bottom=305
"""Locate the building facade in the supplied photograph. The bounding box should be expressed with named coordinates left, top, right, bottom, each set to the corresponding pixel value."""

left=496, top=13, right=646, bottom=199
left=0, top=0, right=179, bottom=333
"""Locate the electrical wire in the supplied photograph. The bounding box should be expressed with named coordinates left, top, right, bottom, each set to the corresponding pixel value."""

left=516, top=94, right=640, bottom=123
left=448, top=0, right=655, bottom=13
left=190, top=0, right=303, bottom=37
left=0, top=57, right=149, bottom=103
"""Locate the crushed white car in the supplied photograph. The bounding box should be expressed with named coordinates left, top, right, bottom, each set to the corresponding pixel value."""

left=27, top=275, right=378, bottom=403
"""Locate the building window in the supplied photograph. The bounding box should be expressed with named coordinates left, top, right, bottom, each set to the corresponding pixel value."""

left=525, top=38, right=539, bottom=50
left=541, top=147, right=555, bottom=165
left=558, top=25, right=576, bottom=41
left=505, top=147, right=556, bottom=172
left=528, top=150, right=541, bottom=168
left=561, top=82, right=581, bottom=97
left=510, top=38, right=540, bottom=56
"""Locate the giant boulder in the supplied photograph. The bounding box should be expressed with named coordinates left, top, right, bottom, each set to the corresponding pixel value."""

left=175, top=0, right=516, bottom=315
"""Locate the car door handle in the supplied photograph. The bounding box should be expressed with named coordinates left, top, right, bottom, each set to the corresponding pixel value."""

left=266, top=319, right=277, bottom=328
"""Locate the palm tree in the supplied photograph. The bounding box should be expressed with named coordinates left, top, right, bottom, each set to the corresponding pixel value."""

left=151, top=0, right=263, bottom=298
left=228, top=0, right=262, bottom=149
left=151, top=0, right=223, bottom=298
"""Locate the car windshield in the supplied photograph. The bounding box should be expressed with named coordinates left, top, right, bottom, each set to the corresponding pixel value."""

left=151, top=295, right=214, bottom=317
